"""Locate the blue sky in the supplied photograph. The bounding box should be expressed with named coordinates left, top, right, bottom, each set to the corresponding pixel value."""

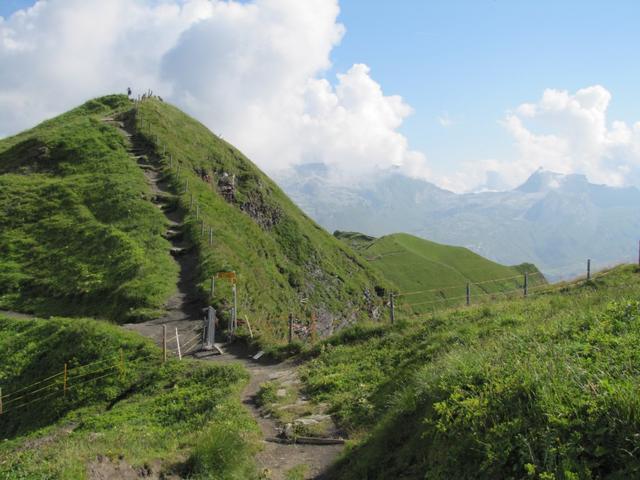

left=2, top=0, right=639, bottom=190
left=331, top=0, right=640, bottom=175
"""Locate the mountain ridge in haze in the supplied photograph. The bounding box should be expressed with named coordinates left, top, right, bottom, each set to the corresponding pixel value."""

left=276, top=166, right=640, bottom=279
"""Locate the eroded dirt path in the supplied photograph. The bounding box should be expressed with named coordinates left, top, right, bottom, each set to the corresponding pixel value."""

left=206, top=347, right=344, bottom=480
left=104, top=113, right=343, bottom=480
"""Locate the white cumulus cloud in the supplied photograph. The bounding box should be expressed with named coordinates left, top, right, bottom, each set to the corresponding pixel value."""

left=450, top=85, right=640, bottom=192
left=0, top=0, right=429, bottom=182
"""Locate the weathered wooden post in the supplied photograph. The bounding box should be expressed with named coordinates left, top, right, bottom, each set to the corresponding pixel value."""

left=162, top=325, right=167, bottom=363
left=175, top=328, right=182, bottom=360
left=232, top=281, right=238, bottom=332
left=203, top=306, right=216, bottom=350
left=587, top=259, right=591, bottom=281
left=524, top=273, right=529, bottom=297
left=466, top=283, right=471, bottom=306
left=389, top=293, right=395, bottom=324
left=288, top=313, right=294, bottom=344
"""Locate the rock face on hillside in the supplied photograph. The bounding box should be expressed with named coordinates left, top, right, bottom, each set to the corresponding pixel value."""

left=277, top=166, right=640, bottom=279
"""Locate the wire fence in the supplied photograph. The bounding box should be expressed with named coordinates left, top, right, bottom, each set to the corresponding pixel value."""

left=0, top=324, right=205, bottom=417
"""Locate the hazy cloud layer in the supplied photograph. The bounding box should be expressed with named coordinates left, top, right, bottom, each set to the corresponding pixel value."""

left=0, top=0, right=428, bottom=182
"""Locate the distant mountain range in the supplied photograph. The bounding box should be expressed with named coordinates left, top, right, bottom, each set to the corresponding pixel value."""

left=276, top=166, right=640, bottom=279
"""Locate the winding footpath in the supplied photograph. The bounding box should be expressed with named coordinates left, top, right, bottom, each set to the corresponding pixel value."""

left=104, top=112, right=344, bottom=480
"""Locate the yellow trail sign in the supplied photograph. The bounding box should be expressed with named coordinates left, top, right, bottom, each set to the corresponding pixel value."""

left=216, top=271, right=237, bottom=284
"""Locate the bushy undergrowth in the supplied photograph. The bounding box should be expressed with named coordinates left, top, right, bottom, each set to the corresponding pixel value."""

left=0, top=315, right=258, bottom=479
left=302, top=265, right=640, bottom=479
left=0, top=95, right=176, bottom=322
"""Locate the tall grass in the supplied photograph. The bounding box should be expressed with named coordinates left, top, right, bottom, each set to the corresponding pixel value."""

left=302, top=265, right=640, bottom=479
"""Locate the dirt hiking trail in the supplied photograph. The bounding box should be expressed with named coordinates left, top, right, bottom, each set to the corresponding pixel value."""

left=103, top=112, right=344, bottom=480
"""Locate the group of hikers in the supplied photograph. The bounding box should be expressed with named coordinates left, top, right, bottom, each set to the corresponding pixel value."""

left=128, top=87, right=163, bottom=103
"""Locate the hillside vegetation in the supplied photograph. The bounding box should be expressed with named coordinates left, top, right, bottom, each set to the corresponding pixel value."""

left=0, top=94, right=389, bottom=334
left=335, top=231, right=544, bottom=313
left=131, top=98, right=389, bottom=339
left=301, top=264, right=640, bottom=479
left=0, top=314, right=258, bottom=479
left=0, top=96, right=176, bottom=321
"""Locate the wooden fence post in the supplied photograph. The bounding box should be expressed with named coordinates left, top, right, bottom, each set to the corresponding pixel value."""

left=175, top=327, right=182, bottom=360
left=524, top=273, right=529, bottom=297
left=389, top=293, right=395, bottom=324
left=162, top=325, right=167, bottom=363
left=466, top=283, right=471, bottom=306
left=587, top=259, right=591, bottom=281
left=232, top=282, right=238, bottom=332
left=244, top=315, right=254, bottom=339
left=288, top=313, right=293, bottom=344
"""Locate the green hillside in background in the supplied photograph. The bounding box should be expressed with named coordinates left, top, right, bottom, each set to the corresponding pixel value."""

left=335, top=231, right=545, bottom=313
left=0, top=95, right=389, bottom=333
left=0, top=314, right=257, bottom=478
left=297, top=264, right=640, bottom=479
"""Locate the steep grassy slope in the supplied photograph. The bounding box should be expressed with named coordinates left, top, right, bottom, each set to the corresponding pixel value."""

left=300, top=265, right=640, bottom=479
left=131, top=98, right=389, bottom=339
left=335, top=231, right=544, bottom=312
left=0, top=95, right=389, bottom=332
left=0, top=96, right=176, bottom=321
left=0, top=314, right=258, bottom=479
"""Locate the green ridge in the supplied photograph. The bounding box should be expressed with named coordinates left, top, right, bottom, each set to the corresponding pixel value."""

left=335, top=231, right=545, bottom=312
left=0, top=95, right=390, bottom=333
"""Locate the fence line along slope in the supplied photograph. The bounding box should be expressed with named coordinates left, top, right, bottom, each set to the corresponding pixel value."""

left=300, top=263, right=640, bottom=480
left=335, top=231, right=545, bottom=313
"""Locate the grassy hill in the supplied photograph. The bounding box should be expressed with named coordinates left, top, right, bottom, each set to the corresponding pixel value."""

left=0, top=95, right=389, bottom=334
left=298, top=264, right=640, bottom=479
left=335, top=231, right=545, bottom=313
left=0, top=314, right=258, bottom=479
left=0, top=96, right=176, bottom=321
